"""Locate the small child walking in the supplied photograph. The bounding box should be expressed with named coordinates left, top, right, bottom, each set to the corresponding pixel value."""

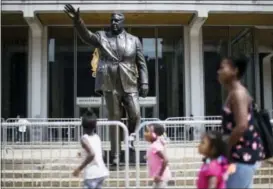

left=73, top=109, right=109, bottom=189
left=145, top=123, right=171, bottom=189
left=197, top=131, right=231, bottom=189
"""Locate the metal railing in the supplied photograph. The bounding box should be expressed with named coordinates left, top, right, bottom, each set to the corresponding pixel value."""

left=135, top=120, right=273, bottom=188
left=165, top=116, right=221, bottom=141
left=166, top=116, right=222, bottom=120
left=1, top=121, right=130, bottom=188
left=2, top=118, right=160, bottom=144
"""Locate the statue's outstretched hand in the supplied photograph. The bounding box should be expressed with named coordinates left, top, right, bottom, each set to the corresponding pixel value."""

left=64, top=4, right=80, bottom=21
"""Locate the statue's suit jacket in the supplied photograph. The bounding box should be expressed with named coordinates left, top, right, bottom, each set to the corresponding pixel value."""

left=74, top=19, right=149, bottom=94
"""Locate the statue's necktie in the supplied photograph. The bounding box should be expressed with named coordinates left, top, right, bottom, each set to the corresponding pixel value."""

left=116, top=36, right=121, bottom=60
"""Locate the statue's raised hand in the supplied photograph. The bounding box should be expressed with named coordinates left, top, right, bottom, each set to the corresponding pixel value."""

left=64, top=4, right=80, bottom=21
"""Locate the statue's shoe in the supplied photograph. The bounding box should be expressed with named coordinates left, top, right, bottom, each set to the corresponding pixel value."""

left=128, top=133, right=136, bottom=150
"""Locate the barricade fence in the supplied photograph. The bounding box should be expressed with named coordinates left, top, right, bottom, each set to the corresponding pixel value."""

left=166, top=116, right=222, bottom=120
left=135, top=120, right=273, bottom=188
left=1, top=117, right=272, bottom=146
left=3, top=118, right=107, bottom=144
left=2, top=118, right=160, bottom=144
left=165, top=117, right=221, bottom=141
left=1, top=121, right=130, bottom=188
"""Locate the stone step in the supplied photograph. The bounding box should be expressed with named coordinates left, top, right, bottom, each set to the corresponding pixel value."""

left=1, top=142, right=198, bottom=149
left=0, top=186, right=271, bottom=189
left=1, top=157, right=202, bottom=164
left=2, top=161, right=272, bottom=171
left=1, top=147, right=200, bottom=159
left=1, top=177, right=272, bottom=188
left=2, top=167, right=273, bottom=179
left=1, top=185, right=271, bottom=189
left=3, top=157, right=272, bottom=164
left=2, top=162, right=202, bottom=170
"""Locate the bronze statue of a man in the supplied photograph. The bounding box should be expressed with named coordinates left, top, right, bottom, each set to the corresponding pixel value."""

left=64, top=4, right=149, bottom=165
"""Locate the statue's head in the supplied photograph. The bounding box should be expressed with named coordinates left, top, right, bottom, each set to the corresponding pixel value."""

left=110, top=12, right=125, bottom=34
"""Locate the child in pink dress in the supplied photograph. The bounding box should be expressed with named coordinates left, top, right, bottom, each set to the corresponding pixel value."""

left=197, top=131, right=230, bottom=189
left=145, top=123, right=171, bottom=189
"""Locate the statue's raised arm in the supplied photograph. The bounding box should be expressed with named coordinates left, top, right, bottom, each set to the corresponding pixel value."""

left=64, top=4, right=100, bottom=47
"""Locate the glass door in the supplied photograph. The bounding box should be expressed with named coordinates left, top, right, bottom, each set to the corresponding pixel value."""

left=140, top=107, right=156, bottom=118
left=157, top=27, right=184, bottom=119
left=48, top=27, right=75, bottom=118
left=203, top=27, right=229, bottom=115
left=231, top=28, right=256, bottom=98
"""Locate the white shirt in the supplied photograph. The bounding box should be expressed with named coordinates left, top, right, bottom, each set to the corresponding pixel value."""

left=18, top=119, right=29, bottom=132
left=81, top=134, right=109, bottom=180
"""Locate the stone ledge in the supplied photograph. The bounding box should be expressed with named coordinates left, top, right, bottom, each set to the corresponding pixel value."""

left=1, top=177, right=273, bottom=188
left=1, top=168, right=273, bottom=179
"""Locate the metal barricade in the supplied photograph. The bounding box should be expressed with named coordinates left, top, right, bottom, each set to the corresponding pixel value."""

left=3, top=118, right=160, bottom=145
left=5, top=118, right=83, bottom=143
left=135, top=120, right=273, bottom=188
left=166, top=116, right=222, bottom=120
left=6, top=118, right=81, bottom=122
left=165, top=116, right=221, bottom=141
left=95, top=117, right=160, bottom=142
left=1, top=121, right=129, bottom=189
left=126, top=118, right=160, bottom=138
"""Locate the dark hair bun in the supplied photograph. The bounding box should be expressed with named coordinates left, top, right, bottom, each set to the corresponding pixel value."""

left=234, top=54, right=249, bottom=78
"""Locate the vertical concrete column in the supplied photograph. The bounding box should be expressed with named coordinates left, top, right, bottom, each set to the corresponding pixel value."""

left=183, top=26, right=191, bottom=116
left=41, top=27, right=48, bottom=118
left=24, top=13, right=47, bottom=118
left=254, top=29, right=261, bottom=107
left=263, top=53, right=273, bottom=111
left=188, top=11, right=207, bottom=117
